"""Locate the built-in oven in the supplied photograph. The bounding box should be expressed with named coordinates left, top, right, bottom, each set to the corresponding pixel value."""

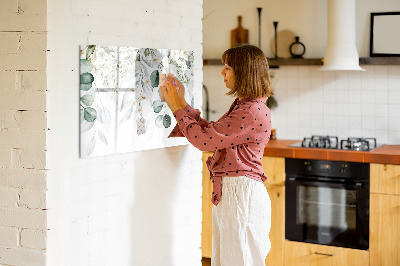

left=285, top=158, right=370, bottom=250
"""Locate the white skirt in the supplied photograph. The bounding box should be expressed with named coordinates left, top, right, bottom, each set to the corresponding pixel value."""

left=212, top=176, right=271, bottom=266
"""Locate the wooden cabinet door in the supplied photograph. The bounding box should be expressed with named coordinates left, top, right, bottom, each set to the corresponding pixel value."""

left=284, top=241, right=369, bottom=266
left=370, top=163, right=400, bottom=195
left=264, top=184, right=284, bottom=266
left=201, top=152, right=213, bottom=258
left=262, top=156, right=285, bottom=186
left=370, top=193, right=400, bottom=266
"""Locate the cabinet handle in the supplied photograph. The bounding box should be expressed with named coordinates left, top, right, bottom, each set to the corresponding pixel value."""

left=314, top=252, right=335, bottom=257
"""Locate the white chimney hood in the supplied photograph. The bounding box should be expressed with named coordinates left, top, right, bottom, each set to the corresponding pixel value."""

left=320, top=0, right=365, bottom=71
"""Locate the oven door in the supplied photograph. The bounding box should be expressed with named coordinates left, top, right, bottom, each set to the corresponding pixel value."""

left=285, top=177, right=369, bottom=250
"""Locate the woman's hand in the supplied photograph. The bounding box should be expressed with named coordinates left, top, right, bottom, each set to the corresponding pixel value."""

left=167, top=74, right=187, bottom=108
left=160, top=75, right=185, bottom=113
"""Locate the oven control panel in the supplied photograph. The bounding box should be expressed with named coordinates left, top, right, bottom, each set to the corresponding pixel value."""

left=286, top=158, right=369, bottom=180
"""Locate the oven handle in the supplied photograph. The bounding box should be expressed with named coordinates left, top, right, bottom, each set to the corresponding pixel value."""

left=286, top=177, right=364, bottom=189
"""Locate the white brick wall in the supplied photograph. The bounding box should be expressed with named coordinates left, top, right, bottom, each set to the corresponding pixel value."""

left=0, top=0, right=48, bottom=265
left=46, top=1, right=203, bottom=266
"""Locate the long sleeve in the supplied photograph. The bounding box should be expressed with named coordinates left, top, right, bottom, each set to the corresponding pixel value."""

left=168, top=103, right=211, bottom=137
left=172, top=105, right=257, bottom=152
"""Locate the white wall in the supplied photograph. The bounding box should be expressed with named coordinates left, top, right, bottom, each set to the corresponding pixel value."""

left=0, top=0, right=48, bottom=265
left=46, top=0, right=203, bottom=265
left=203, top=0, right=400, bottom=58
left=203, top=0, right=400, bottom=145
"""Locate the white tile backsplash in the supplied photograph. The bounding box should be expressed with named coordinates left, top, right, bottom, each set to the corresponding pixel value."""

left=203, top=65, right=400, bottom=144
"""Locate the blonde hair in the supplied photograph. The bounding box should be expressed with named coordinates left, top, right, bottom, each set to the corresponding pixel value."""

left=221, top=44, right=273, bottom=99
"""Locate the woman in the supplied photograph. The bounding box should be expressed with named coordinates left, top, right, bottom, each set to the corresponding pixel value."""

left=161, top=44, right=273, bottom=266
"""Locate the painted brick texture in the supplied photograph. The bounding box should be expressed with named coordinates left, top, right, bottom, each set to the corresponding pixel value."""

left=0, top=0, right=47, bottom=265
left=46, top=0, right=204, bottom=265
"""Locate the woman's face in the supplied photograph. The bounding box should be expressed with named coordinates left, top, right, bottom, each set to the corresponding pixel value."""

left=220, top=64, right=235, bottom=89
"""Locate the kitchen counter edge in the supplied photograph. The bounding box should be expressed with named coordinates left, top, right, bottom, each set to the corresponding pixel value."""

left=263, top=139, right=400, bottom=165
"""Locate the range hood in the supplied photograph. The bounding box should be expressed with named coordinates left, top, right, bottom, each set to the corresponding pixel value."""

left=320, top=0, right=365, bottom=71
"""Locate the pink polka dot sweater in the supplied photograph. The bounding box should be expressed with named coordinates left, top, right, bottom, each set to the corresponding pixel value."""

left=168, top=97, right=271, bottom=206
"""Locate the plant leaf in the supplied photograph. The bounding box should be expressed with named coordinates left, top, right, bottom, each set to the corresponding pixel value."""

left=81, top=121, right=94, bottom=132
left=150, top=70, right=159, bottom=88
left=86, top=45, right=96, bottom=60
left=98, top=130, right=108, bottom=145
left=84, top=107, right=97, bottom=122
left=120, top=92, right=134, bottom=111
left=80, top=94, right=95, bottom=106
left=80, top=83, right=92, bottom=91
left=86, top=136, right=96, bottom=156
left=163, top=114, right=171, bottom=128
left=119, top=106, right=133, bottom=124
left=102, top=107, right=111, bottom=131
left=80, top=59, right=93, bottom=73
left=155, top=114, right=164, bottom=128
left=80, top=72, right=94, bottom=84
left=152, top=100, right=163, bottom=113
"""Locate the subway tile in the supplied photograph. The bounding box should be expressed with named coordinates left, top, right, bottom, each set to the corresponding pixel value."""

left=388, top=131, right=400, bottom=143
left=374, top=90, right=388, bottom=104
left=374, top=77, right=388, bottom=91
left=374, top=65, right=388, bottom=77
left=375, top=104, right=389, bottom=117
left=362, top=90, right=375, bottom=104
left=388, top=91, right=400, bottom=104
left=348, top=103, right=362, bottom=116
left=388, top=104, right=400, bottom=117
left=374, top=130, right=389, bottom=144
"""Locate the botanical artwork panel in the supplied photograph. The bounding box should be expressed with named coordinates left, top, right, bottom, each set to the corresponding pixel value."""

left=79, top=45, right=195, bottom=157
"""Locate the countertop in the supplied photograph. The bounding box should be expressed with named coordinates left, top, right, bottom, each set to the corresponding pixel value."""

left=263, top=139, right=400, bottom=165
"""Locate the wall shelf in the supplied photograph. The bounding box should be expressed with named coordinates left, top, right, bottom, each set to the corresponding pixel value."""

left=203, top=57, right=400, bottom=67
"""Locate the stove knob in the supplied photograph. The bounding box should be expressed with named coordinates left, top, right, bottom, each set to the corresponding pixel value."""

left=340, top=164, right=347, bottom=174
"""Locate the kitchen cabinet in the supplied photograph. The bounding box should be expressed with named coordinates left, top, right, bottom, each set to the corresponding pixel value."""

left=284, top=241, right=369, bottom=266
left=201, top=152, right=213, bottom=258
left=261, top=156, right=285, bottom=266
left=370, top=163, right=400, bottom=266
left=201, top=154, right=286, bottom=266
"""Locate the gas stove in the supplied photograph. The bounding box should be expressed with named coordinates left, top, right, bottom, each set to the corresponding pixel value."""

left=289, top=135, right=381, bottom=151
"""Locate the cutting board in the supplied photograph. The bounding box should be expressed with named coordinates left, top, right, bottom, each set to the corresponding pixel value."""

left=231, top=16, right=249, bottom=48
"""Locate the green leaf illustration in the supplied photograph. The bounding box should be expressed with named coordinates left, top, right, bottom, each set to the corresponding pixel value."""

left=86, top=45, right=96, bottom=60
left=80, top=83, right=92, bottom=91
left=80, top=59, right=93, bottom=73
left=119, top=106, right=133, bottom=124
left=80, top=95, right=95, bottom=106
left=86, top=136, right=96, bottom=156
left=81, top=121, right=94, bottom=132
left=155, top=115, right=164, bottom=128
left=150, top=70, right=159, bottom=88
left=84, top=107, right=97, bottom=122
left=98, top=130, right=108, bottom=145
left=152, top=100, right=163, bottom=113
left=163, top=114, right=171, bottom=128
left=80, top=72, right=94, bottom=84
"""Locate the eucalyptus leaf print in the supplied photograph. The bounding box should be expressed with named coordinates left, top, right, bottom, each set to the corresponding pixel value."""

left=98, top=130, right=108, bottom=145
left=86, top=136, right=96, bottom=156
left=163, top=114, right=171, bottom=128
left=152, top=100, right=163, bottom=113
left=80, top=45, right=196, bottom=157
left=80, top=94, right=95, bottom=106
left=119, top=106, right=133, bottom=125
left=81, top=121, right=94, bottom=133
left=84, top=107, right=97, bottom=122
left=155, top=115, right=164, bottom=128
left=150, top=70, right=159, bottom=88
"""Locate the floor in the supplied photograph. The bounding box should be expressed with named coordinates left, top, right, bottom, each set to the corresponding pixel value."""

left=202, top=257, right=211, bottom=266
